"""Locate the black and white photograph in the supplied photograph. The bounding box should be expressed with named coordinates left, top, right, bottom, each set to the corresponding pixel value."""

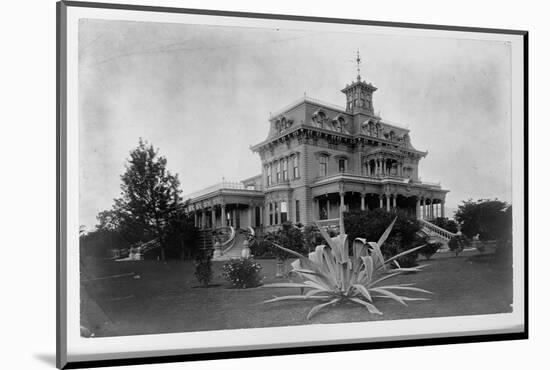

left=54, top=1, right=527, bottom=368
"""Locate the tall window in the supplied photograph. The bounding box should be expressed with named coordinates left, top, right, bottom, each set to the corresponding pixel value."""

left=319, top=155, right=328, bottom=177
left=267, top=164, right=272, bottom=186
left=293, top=155, right=300, bottom=179
left=280, top=202, right=288, bottom=223
left=274, top=202, right=279, bottom=224
left=282, top=158, right=288, bottom=181
left=276, top=161, right=281, bottom=183
left=269, top=203, right=273, bottom=225
left=338, top=158, right=346, bottom=173
left=295, top=200, right=300, bottom=223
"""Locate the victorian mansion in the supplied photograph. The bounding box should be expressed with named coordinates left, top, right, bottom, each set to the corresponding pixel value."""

left=183, top=69, right=448, bottom=233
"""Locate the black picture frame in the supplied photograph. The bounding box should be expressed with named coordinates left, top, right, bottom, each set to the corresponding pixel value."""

left=57, top=1, right=528, bottom=368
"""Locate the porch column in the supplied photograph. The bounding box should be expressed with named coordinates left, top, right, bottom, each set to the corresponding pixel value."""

left=194, top=211, right=198, bottom=228
left=416, top=198, right=421, bottom=219
left=259, top=206, right=264, bottom=226
left=420, top=198, right=426, bottom=220
left=392, top=195, right=397, bottom=209
left=379, top=194, right=383, bottom=208
left=248, top=204, right=254, bottom=227
left=201, top=208, right=206, bottom=229
left=429, top=201, right=434, bottom=219
left=313, top=198, right=319, bottom=221
left=327, top=198, right=331, bottom=219
left=339, top=192, right=345, bottom=216
left=360, top=193, right=366, bottom=211
left=441, top=199, right=445, bottom=218
left=386, top=194, right=390, bottom=212
left=221, top=204, right=227, bottom=227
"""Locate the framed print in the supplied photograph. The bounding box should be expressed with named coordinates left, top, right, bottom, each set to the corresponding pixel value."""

left=57, top=1, right=528, bottom=368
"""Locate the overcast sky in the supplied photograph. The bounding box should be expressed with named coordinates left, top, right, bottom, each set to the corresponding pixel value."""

left=79, top=19, right=512, bottom=229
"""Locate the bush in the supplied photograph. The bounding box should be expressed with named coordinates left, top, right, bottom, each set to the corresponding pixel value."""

left=265, top=222, right=307, bottom=261
left=194, top=249, right=213, bottom=287
left=420, top=242, right=442, bottom=260
left=344, top=209, right=423, bottom=267
left=448, top=235, right=471, bottom=256
left=303, top=224, right=326, bottom=253
left=251, top=238, right=276, bottom=258
left=222, top=258, right=263, bottom=288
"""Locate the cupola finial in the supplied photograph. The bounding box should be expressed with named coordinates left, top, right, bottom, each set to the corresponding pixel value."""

left=356, top=50, right=362, bottom=82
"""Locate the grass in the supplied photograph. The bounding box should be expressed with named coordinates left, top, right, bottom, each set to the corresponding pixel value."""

left=81, top=251, right=512, bottom=338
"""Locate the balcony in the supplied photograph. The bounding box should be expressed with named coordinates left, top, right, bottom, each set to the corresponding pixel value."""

left=183, top=181, right=263, bottom=201
left=312, top=172, right=442, bottom=189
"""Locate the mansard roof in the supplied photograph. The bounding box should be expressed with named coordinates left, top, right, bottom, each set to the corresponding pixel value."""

left=251, top=95, right=424, bottom=156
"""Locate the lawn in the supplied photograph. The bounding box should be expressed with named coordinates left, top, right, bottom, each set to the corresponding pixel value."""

left=81, top=252, right=513, bottom=338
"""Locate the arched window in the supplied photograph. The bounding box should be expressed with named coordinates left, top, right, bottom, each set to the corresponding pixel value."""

left=336, top=117, right=345, bottom=133
left=313, top=110, right=327, bottom=128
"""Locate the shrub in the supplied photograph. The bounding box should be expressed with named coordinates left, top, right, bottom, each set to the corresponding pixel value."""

left=303, top=224, right=325, bottom=253
left=251, top=238, right=276, bottom=258
left=448, top=235, right=471, bottom=256
left=194, top=248, right=213, bottom=287
left=265, top=222, right=307, bottom=261
left=222, top=258, right=263, bottom=288
left=263, top=217, right=431, bottom=319
left=344, top=209, right=422, bottom=267
left=419, top=242, right=442, bottom=260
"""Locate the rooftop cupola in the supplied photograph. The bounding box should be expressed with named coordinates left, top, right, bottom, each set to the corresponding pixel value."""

left=341, top=51, right=377, bottom=115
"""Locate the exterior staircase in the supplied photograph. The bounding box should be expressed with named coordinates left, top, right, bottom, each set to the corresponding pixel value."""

left=212, top=226, right=255, bottom=261
left=418, top=219, right=458, bottom=251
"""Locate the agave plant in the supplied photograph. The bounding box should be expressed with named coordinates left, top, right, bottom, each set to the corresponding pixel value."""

left=262, top=216, right=432, bottom=319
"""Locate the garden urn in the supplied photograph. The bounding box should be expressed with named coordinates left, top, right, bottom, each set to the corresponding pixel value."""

left=213, top=240, right=222, bottom=259
left=241, top=239, right=251, bottom=258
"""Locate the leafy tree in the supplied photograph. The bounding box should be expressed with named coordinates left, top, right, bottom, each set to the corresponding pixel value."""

left=455, top=199, right=512, bottom=241
left=164, top=210, right=199, bottom=259
left=113, top=139, right=182, bottom=260
left=431, top=217, right=459, bottom=233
